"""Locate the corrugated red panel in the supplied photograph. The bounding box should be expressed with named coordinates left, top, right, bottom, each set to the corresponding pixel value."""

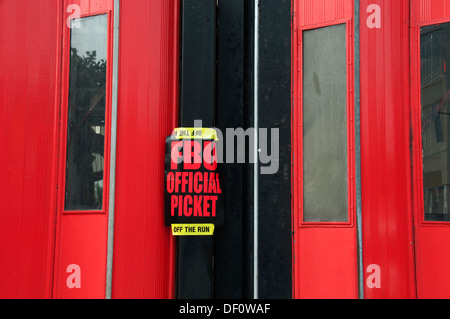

left=0, top=0, right=61, bottom=298
left=414, top=0, right=450, bottom=22
left=359, top=0, right=416, bottom=299
left=297, top=0, right=353, bottom=26
left=292, top=0, right=358, bottom=299
left=111, top=0, right=178, bottom=299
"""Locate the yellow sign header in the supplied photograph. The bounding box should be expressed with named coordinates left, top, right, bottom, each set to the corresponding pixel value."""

left=172, top=128, right=219, bottom=141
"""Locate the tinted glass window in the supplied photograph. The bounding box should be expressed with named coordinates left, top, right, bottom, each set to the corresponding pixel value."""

left=421, top=23, right=450, bottom=221
left=65, top=15, right=108, bottom=211
left=302, top=24, right=348, bottom=223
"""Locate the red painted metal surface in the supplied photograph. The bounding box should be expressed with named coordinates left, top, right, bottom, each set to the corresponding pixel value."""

left=410, top=0, right=450, bottom=299
left=111, top=0, right=178, bottom=299
left=0, top=0, right=61, bottom=299
left=359, top=0, right=416, bottom=299
left=292, top=0, right=358, bottom=299
left=8, top=0, right=449, bottom=300
left=293, top=0, right=420, bottom=299
left=52, top=0, right=114, bottom=299
left=0, top=0, right=178, bottom=299
left=52, top=0, right=178, bottom=299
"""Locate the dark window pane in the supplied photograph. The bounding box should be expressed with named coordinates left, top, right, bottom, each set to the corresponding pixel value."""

left=302, top=24, right=348, bottom=223
left=421, top=24, right=450, bottom=221
left=65, top=15, right=108, bottom=211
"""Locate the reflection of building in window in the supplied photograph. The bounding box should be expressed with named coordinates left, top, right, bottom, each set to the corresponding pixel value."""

left=421, top=24, right=450, bottom=221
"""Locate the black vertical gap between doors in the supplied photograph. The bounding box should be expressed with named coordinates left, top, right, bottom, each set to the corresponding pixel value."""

left=214, top=0, right=245, bottom=299
left=257, top=0, right=292, bottom=299
left=177, top=0, right=291, bottom=299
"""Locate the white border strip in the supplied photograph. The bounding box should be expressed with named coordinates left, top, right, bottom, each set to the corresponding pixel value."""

left=105, top=0, right=120, bottom=300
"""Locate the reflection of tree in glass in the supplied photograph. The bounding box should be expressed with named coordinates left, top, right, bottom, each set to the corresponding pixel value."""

left=72, top=50, right=106, bottom=88
left=65, top=49, right=107, bottom=210
left=68, top=49, right=106, bottom=131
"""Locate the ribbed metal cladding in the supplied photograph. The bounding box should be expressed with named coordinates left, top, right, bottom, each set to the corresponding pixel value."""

left=111, top=0, right=179, bottom=298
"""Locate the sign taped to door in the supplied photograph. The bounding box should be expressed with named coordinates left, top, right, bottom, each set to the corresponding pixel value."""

left=164, top=128, right=224, bottom=235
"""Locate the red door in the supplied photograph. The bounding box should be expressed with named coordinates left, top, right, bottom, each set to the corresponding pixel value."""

left=411, top=0, right=450, bottom=299
left=292, top=0, right=358, bottom=299
left=53, top=0, right=115, bottom=299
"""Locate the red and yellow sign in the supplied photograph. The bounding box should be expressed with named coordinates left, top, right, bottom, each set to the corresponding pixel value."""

left=164, top=128, right=224, bottom=235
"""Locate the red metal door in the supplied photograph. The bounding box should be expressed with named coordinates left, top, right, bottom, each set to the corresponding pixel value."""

left=292, top=0, right=358, bottom=299
left=53, top=0, right=179, bottom=299
left=53, top=0, right=114, bottom=299
left=411, top=0, right=450, bottom=299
